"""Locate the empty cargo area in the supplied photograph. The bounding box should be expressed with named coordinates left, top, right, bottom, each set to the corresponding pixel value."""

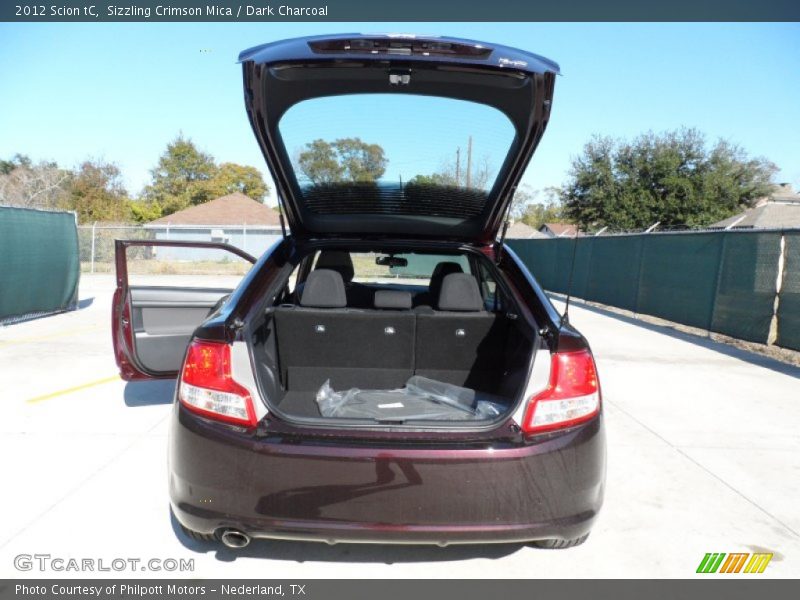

left=250, top=248, right=537, bottom=423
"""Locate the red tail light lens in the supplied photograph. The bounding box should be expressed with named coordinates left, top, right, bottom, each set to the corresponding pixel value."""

left=178, top=340, right=256, bottom=427
left=522, top=349, right=601, bottom=434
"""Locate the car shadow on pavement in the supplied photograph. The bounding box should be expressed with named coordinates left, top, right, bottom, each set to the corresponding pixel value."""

left=169, top=510, right=524, bottom=564
left=124, top=379, right=176, bottom=407
left=551, top=294, right=800, bottom=380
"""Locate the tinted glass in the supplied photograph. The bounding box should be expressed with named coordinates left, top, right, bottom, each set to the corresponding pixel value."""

left=309, top=251, right=471, bottom=284
left=279, top=94, right=516, bottom=220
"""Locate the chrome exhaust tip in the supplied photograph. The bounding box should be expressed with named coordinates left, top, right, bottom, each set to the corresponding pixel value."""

left=220, top=529, right=251, bottom=549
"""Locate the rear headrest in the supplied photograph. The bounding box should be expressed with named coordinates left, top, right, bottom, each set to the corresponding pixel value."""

left=374, top=290, right=412, bottom=310
left=428, top=261, right=464, bottom=302
left=315, top=250, right=354, bottom=284
left=438, top=273, right=484, bottom=312
left=300, top=269, right=347, bottom=308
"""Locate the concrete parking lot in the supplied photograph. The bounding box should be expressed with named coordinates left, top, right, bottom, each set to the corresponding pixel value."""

left=1, top=274, right=798, bottom=578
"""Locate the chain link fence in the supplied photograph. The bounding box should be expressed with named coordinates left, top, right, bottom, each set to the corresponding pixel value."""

left=508, top=228, right=799, bottom=352
left=77, top=224, right=283, bottom=273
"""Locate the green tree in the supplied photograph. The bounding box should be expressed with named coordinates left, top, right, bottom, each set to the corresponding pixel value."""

left=205, top=162, right=269, bottom=201
left=0, top=153, right=32, bottom=175
left=297, top=138, right=386, bottom=184
left=142, top=134, right=218, bottom=215
left=509, top=185, right=565, bottom=229
left=408, top=172, right=458, bottom=187
left=561, top=128, right=777, bottom=231
left=128, top=199, right=164, bottom=223
left=333, top=138, right=387, bottom=182
left=138, top=135, right=271, bottom=221
left=521, top=202, right=565, bottom=230
left=508, top=184, right=536, bottom=220
left=410, top=153, right=492, bottom=190
left=65, top=160, right=131, bottom=223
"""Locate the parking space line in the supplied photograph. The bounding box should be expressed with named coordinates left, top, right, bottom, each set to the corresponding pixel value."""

left=25, top=375, right=121, bottom=404
left=0, top=324, right=103, bottom=346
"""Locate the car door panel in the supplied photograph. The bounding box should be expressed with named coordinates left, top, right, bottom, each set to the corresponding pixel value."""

left=129, top=286, right=232, bottom=373
left=113, top=240, right=256, bottom=380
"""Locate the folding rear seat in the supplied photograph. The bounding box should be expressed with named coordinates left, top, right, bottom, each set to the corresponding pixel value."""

left=414, top=273, right=509, bottom=390
left=274, top=270, right=416, bottom=392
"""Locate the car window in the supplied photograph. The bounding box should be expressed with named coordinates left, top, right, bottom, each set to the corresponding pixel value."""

left=309, top=252, right=471, bottom=285
left=278, top=94, right=516, bottom=221
left=125, top=244, right=252, bottom=290
left=477, top=261, right=505, bottom=312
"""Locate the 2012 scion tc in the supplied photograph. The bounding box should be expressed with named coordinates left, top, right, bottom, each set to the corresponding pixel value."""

left=112, top=34, right=606, bottom=549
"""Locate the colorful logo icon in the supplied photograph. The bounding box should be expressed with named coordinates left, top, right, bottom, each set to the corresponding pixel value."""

left=696, top=552, right=773, bottom=574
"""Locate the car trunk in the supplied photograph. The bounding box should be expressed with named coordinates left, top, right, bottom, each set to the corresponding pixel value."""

left=250, top=303, right=535, bottom=425
left=238, top=37, right=554, bottom=421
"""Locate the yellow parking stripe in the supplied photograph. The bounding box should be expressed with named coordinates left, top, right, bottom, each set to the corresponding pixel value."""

left=0, top=324, right=103, bottom=346
left=25, top=375, right=121, bottom=404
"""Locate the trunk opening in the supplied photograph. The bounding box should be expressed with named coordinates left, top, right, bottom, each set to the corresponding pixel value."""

left=248, top=244, right=538, bottom=429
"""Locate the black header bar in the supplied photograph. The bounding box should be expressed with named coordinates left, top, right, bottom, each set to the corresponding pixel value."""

left=3, top=0, right=800, bottom=22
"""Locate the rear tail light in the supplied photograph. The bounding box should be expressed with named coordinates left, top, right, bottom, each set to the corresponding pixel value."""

left=522, top=349, right=601, bottom=434
left=178, top=340, right=257, bottom=427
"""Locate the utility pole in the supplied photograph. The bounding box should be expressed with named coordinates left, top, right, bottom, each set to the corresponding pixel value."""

left=455, top=147, right=461, bottom=185
left=466, top=135, right=473, bottom=188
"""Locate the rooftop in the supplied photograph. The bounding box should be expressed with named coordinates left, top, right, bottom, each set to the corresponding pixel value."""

left=540, top=222, right=579, bottom=237
left=711, top=184, right=800, bottom=229
left=146, top=192, right=281, bottom=227
left=505, top=221, right=548, bottom=239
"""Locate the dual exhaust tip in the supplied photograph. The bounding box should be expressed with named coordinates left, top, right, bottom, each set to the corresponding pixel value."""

left=219, top=528, right=251, bottom=549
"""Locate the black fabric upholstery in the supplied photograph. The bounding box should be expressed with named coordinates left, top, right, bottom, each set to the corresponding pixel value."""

left=415, top=312, right=509, bottom=390
left=414, top=261, right=464, bottom=308
left=300, top=269, right=347, bottom=308
left=315, top=250, right=355, bottom=283
left=310, top=250, right=374, bottom=308
left=344, top=283, right=375, bottom=309
left=267, top=265, right=529, bottom=410
left=274, top=306, right=416, bottom=391
left=438, top=273, right=484, bottom=312
left=374, top=290, right=412, bottom=310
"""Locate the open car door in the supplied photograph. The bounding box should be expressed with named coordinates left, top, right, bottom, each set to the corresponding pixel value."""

left=112, top=239, right=256, bottom=380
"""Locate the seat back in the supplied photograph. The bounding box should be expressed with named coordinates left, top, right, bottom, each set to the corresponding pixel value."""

left=275, top=270, right=415, bottom=391
left=415, top=273, right=508, bottom=390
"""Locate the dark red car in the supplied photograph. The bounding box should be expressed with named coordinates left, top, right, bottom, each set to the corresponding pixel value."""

left=112, top=34, right=605, bottom=550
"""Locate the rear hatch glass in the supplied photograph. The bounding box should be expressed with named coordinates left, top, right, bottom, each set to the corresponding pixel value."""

left=279, top=94, right=516, bottom=221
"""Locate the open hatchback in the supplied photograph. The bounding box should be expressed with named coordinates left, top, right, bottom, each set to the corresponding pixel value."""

left=112, top=34, right=605, bottom=548
left=240, top=33, right=558, bottom=244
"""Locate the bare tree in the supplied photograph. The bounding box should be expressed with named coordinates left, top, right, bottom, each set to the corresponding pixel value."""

left=0, top=158, right=71, bottom=209
left=508, top=184, right=538, bottom=220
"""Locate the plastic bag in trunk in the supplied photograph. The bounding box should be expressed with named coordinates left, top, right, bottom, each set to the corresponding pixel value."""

left=315, top=376, right=506, bottom=420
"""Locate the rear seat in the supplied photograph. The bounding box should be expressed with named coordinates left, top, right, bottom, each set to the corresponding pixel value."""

left=415, top=273, right=508, bottom=389
left=274, top=270, right=416, bottom=391
left=274, top=270, right=506, bottom=394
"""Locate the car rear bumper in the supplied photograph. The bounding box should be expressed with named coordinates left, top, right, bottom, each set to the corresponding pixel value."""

left=169, top=406, right=606, bottom=545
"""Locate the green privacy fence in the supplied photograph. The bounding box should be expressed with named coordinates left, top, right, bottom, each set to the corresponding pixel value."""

left=777, top=231, right=800, bottom=351
left=508, top=229, right=799, bottom=351
left=0, top=206, right=80, bottom=323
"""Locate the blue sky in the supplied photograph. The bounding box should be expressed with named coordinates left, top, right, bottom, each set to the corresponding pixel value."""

left=1, top=22, right=798, bottom=205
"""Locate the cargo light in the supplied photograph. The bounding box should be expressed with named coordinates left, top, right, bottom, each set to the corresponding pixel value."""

left=522, top=349, right=600, bottom=434
left=178, top=340, right=256, bottom=427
